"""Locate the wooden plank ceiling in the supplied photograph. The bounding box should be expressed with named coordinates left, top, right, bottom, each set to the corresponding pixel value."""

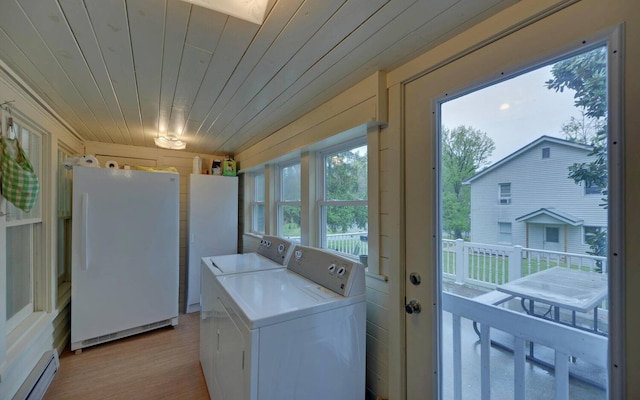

left=0, top=0, right=518, bottom=155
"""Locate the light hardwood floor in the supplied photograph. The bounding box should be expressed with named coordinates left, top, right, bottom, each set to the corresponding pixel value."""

left=44, top=312, right=209, bottom=399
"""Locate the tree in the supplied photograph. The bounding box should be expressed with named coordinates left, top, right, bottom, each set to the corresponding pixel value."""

left=324, top=147, right=368, bottom=233
left=442, top=125, right=495, bottom=239
left=281, top=164, right=301, bottom=236
left=560, top=112, right=605, bottom=145
left=546, top=46, right=608, bottom=266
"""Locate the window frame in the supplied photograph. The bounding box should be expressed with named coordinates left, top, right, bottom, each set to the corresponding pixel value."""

left=583, top=225, right=603, bottom=244
left=542, top=147, right=550, bottom=159
left=248, top=170, right=265, bottom=235
left=585, top=182, right=603, bottom=195
left=56, top=147, right=73, bottom=301
left=3, top=115, right=47, bottom=334
left=544, top=226, right=560, bottom=243
left=275, top=160, right=301, bottom=241
left=498, top=182, right=511, bottom=205
left=498, top=222, right=512, bottom=244
left=317, top=138, right=368, bottom=256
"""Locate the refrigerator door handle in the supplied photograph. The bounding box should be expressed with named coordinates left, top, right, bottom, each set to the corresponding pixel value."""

left=81, top=193, right=89, bottom=270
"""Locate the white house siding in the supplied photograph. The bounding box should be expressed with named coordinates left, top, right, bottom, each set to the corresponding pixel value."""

left=468, top=139, right=607, bottom=255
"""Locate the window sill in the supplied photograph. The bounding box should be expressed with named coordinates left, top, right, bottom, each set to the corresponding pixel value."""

left=365, top=269, right=388, bottom=282
left=244, top=232, right=263, bottom=240
left=6, top=311, right=48, bottom=356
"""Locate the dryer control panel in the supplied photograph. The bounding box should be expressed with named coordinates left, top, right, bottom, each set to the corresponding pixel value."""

left=287, top=245, right=365, bottom=297
left=256, top=235, right=295, bottom=265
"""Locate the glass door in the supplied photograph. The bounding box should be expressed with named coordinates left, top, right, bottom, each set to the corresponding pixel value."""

left=436, top=45, right=610, bottom=399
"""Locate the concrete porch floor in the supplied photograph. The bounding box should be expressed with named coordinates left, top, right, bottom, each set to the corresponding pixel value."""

left=440, top=282, right=607, bottom=399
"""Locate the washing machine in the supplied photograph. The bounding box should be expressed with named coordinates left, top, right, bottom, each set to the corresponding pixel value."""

left=200, top=235, right=294, bottom=397
left=202, top=244, right=366, bottom=400
left=201, top=235, right=294, bottom=277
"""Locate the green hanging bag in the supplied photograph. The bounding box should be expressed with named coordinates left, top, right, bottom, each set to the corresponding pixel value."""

left=0, top=137, right=40, bottom=213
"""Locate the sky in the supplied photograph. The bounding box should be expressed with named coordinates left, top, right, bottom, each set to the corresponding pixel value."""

left=441, top=64, right=582, bottom=164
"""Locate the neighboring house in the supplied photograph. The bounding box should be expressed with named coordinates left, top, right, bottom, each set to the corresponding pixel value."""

left=463, top=135, right=606, bottom=255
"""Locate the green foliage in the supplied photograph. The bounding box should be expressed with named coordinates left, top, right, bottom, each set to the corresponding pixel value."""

left=545, top=46, right=607, bottom=120
left=546, top=46, right=608, bottom=260
left=325, top=147, right=368, bottom=233
left=585, top=229, right=607, bottom=272
left=442, top=190, right=470, bottom=239
left=567, top=129, right=608, bottom=207
left=282, top=205, right=301, bottom=236
left=441, top=126, right=495, bottom=239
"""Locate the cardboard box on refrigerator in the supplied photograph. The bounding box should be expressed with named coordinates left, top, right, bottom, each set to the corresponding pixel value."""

left=223, top=160, right=236, bottom=176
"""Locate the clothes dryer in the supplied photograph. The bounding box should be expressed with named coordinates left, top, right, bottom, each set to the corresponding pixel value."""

left=202, top=245, right=366, bottom=400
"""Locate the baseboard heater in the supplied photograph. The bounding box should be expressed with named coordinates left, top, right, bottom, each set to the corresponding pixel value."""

left=72, top=317, right=178, bottom=352
left=12, top=350, right=59, bottom=400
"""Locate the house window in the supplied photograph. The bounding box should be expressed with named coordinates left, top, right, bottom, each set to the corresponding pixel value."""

left=277, top=162, right=301, bottom=242
left=545, top=227, right=560, bottom=243
left=5, top=120, right=43, bottom=332
left=585, top=183, right=602, bottom=195
left=583, top=225, right=603, bottom=244
left=542, top=147, right=550, bottom=158
left=498, top=222, right=512, bottom=244
left=250, top=171, right=265, bottom=234
left=319, top=141, right=368, bottom=256
left=498, top=183, right=511, bottom=204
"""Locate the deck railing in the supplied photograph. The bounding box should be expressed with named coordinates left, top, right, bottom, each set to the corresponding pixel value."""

left=442, top=239, right=607, bottom=289
left=286, top=232, right=369, bottom=256
left=442, top=292, right=608, bottom=400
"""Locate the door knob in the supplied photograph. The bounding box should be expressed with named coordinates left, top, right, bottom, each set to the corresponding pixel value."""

left=405, top=299, right=421, bottom=314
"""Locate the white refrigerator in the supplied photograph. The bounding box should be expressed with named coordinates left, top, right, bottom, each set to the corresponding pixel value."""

left=71, top=167, right=179, bottom=352
left=186, top=174, right=238, bottom=313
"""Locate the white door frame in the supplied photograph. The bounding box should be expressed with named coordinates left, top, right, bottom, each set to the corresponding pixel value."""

left=401, top=11, right=625, bottom=400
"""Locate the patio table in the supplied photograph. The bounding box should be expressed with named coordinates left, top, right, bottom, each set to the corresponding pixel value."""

left=496, top=267, right=608, bottom=334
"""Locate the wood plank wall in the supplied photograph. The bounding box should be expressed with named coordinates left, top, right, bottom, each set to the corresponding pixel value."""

left=235, top=72, right=390, bottom=400
left=0, top=62, right=83, bottom=399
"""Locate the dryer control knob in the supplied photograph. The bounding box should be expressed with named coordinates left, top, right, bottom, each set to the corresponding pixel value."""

left=266, top=241, right=272, bottom=248
left=328, top=264, right=336, bottom=273
left=295, top=250, right=303, bottom=260
left=337, top=266, right=346, bottom=276
left=278, top=244, right=285, bottom=254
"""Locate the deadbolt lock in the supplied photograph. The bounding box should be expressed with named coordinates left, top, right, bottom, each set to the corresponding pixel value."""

left=409, top=272, right=421, bottom=286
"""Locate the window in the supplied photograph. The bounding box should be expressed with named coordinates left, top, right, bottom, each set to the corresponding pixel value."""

left=250, top=171, right=265, bottom=234
left=5, top=120, right=43, bottom=332
left=545, top=226, right=560, bottom=243
left=585, top=182, right=602, bottom=195
left=583, top=225, right=603, bottom=244
left=498, top=183, right=511, bottom=204
left=498, top=222, right=512, bottom=244
left=319, top=141, right=368, bottom=257
left=277, top=162, right=301, bottom=242
left=542, top=147, right=550, bottom=158
left=57, top=149, right=72, bottom=292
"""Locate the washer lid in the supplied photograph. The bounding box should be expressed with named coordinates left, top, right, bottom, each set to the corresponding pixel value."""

left=217, top=268, right=365, bottom=330
left=203, top=253, right=284, bottom=275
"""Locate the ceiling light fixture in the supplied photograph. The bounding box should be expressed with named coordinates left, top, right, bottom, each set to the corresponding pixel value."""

left=154, top=134, right=186, bottom=150
left=180, top=0, right=269, bottom=25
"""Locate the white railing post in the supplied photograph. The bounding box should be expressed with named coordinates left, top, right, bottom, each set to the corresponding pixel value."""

left=508, top=245, right=522, bottom=282
left=455, top=239, right=465, bottom=284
